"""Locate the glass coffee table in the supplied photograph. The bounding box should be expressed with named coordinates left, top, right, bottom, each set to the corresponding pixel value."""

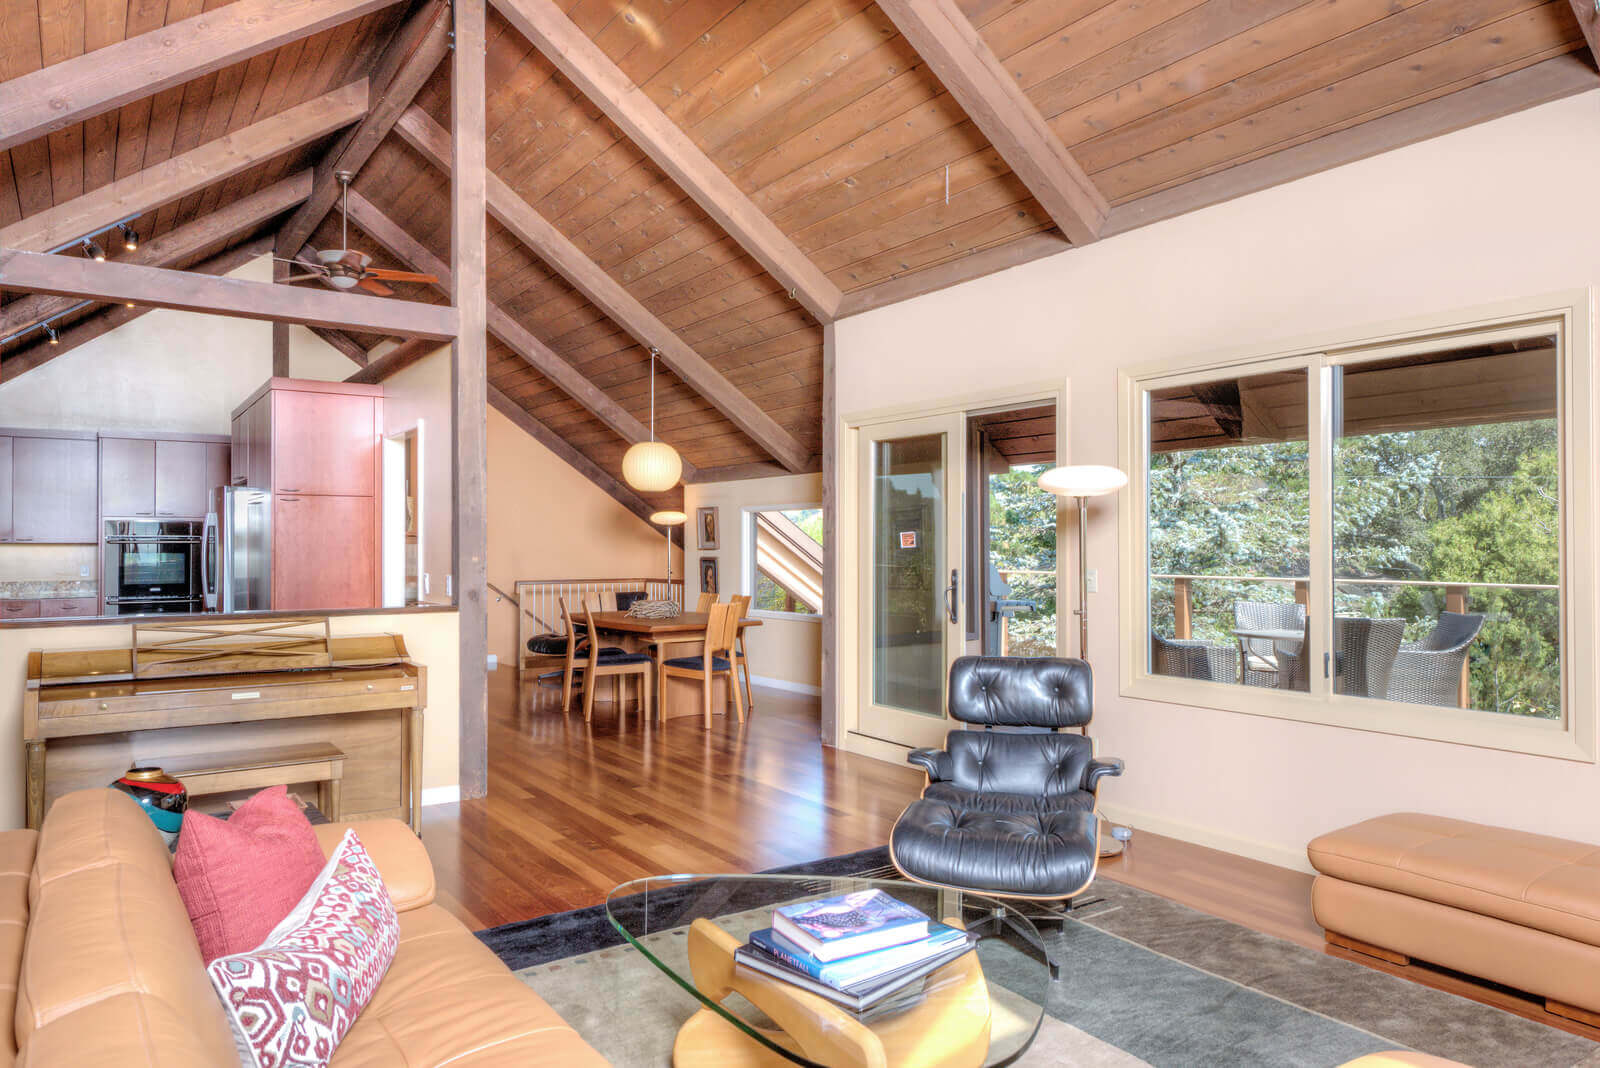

left=606, top=873, right=1052, bottom=1067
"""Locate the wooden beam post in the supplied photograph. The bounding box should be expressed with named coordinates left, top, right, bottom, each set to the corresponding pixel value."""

left=272, top=259, right=292, bottom=376
left=820, top=321, right=839, bottom=745
left=0, top=246, right=457, bottom=338
left=873, top=0, right=1108, bottom=244
left=1570, top=1, right=1599, bottom=67
left=489, top=0, right=842, bottom=322
left=0, top=81, right=368, bottom=253
left=393, top=108, right=809, bottom=473
left=0, top=0, right=400, bottom=155
left=275, top=0, right=453, bottom=259
left=341, top=189, right=698, bottom=479
left=1173, top=577, right=1192, bottom=640
left=453, top=0, right=490, bottom=802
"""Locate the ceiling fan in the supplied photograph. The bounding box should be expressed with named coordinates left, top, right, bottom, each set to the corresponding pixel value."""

left=277, top=172, right=437, bottom=297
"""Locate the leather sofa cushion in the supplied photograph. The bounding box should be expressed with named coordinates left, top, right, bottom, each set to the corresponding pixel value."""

left=332, top=905, right=607, bottom=1066
left=921, top=782, right=1095, bottom=815
left=314, top=819, right=435, bottom=911
left=891, top=798, right=1097, bottom=898
left=0, top=830, right=36, bottom=1068
left=1308, top=812, right=1600, bottom=948
left=16, top=789, right=238, bottom=1064
left=944, top=730, right=1093, bottom=798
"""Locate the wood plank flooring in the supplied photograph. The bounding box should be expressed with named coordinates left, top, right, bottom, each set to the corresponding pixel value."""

left=420, top=671, right=1599, bottom=1043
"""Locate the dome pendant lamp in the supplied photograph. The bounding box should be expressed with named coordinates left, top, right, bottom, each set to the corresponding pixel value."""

left=622, top=347, right=683, bottom=492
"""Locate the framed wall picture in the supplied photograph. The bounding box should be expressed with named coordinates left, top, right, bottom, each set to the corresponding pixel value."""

left=697, top=506, right=720, bottom=550
left=700, top=556, right=719, bottom=595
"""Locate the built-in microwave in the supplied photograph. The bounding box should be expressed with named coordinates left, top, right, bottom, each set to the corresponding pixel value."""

left=102, top=519, right=203, bottom=615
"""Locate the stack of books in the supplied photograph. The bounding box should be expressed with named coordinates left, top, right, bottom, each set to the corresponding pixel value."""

left=734, top=889, right=977, bottom=1011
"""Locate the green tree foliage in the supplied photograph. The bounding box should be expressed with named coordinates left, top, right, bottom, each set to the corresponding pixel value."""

left=988, top=464, right=1057, bottom=655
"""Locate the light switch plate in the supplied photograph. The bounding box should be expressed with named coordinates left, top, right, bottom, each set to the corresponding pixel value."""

left=422, top=573, right=430, bottom=595
left=1086, top=569, right=1099, bottom=593
left=79, top=565, right=90, bottom=577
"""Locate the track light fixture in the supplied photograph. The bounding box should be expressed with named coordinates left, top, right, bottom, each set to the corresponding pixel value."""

left=119, top=224, right=139, bottom=251
left=45, top=325, right=58, bottom=345
left=81, top=238, right=106, bottom=262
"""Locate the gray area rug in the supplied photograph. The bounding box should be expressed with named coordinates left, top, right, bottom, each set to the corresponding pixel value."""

left=512, top=878, right=1600, bottom=1067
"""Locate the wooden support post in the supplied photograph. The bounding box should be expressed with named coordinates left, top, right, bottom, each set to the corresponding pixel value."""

left=453, top=0, right=489, bottom=802
left=272, top=259, right=291, bottom=376
left=1294, top=580, right=1310, bottom=608
left=1445, top=585, right=1470, bottom=708
left=819, top=322, right=838, bottom=745
left=1172, top=578, right=1192, bottom=640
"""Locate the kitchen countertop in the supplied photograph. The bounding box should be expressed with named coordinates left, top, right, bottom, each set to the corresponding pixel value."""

left=0, top=581, right=99, bottom=600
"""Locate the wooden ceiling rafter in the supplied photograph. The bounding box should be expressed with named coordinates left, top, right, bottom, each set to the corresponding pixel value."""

left=1568, top=0, right=1599, bottom=62
left=310, top=326, right=374, bottom=366
left=275, top=0, right=454, bottom=259
left=344, top=336, right=439, bottom=382
left=394, top=106, right=811, bottom=473
left=339, top=187, right=701, bottom=480
left=488, top=0, right=845, bottom=323
left=873, top=0, right=1108, bottom=246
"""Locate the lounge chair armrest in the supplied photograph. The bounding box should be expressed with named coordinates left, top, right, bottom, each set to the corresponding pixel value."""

left=1085, top=758, right=1125, bottom=793
left=907, top=748, right=953, bottom=782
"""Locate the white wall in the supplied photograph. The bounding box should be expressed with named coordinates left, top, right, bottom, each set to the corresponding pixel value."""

left=834, top=90, right=1600, bottom=870
left=0, top=255, right=353, bottom=431
left=380, top=344, right=454, bottom=605
left=685, top=473, right=824, bottom=691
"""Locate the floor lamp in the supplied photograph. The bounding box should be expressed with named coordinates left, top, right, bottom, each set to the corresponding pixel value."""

left=651, top=511, right=687, bottom=597
left=1037, top=464, right=1130, bottom=858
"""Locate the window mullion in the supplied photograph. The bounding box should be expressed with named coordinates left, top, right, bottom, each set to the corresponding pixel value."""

left=1307, top=357, right=1334, bottom=701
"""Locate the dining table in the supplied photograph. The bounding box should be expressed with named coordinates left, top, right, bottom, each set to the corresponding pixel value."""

left=583, top=610, right=762, bottom=721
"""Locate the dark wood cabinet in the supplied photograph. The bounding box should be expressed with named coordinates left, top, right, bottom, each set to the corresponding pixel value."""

left=1, top=600, right=39, bottom=619
left=272, top=495, right=375, bottom=610
left=155, top=440, right=209, bottom=517
left=100, top=437, right=156, bottom=517
left=39, top=597, right=96, bottom=618
left=0, top=437, right=12, bottom=542
left=13, top=437, right=96, bottom=543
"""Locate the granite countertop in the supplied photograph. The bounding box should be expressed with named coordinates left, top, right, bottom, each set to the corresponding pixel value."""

left=0, top=581, right=99, bottom=600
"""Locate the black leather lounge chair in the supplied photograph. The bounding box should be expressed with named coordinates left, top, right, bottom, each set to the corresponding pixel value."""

left=890, top=656, right=1123, bottom=903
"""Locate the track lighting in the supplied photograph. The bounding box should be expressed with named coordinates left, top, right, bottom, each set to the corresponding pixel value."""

left=119, top=224, right=138, bottom=251
left=81, top=238, right=106, bottom=262
left=45, top=325, right=58, bottom=345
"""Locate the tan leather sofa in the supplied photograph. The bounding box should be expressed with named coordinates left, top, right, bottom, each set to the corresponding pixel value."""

left=1309, top=812, right=1600, bottom=1026
left=1, top=788, right=608, bottom=1066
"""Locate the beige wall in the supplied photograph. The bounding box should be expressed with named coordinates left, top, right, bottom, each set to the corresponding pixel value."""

left=834, top=90, right=1600, bottom=870
left=485, top=404, right=679, bottom=665
left=0, top=255, right=353, bottom=432
left=380, top=344, right=454, bottom=605
left=685, top=474, right=823, bottom=691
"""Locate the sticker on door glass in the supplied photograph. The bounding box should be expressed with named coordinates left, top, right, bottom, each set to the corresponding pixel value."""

left=899, top=531, right=918, bottom=549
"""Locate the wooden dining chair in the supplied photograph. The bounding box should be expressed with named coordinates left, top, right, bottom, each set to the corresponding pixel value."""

left=695, top=591, right=717, bottom=613
left=578, top=605, right=653, bottom=724
left=660, top=601, right=744, bottom=728
left=730, top=593, right=755, bottom=713
left=556, top=596, right=625, bottom=713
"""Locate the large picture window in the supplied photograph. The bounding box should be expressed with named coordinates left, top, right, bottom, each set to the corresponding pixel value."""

left=1121, top=297, right=1594, bottom=760
left=746, top=506, right=824, bottom=619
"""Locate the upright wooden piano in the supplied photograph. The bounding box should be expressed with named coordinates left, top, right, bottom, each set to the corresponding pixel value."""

left=22, top=618, right=426, bottom=831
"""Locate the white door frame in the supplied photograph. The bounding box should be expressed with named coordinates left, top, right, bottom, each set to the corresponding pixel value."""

left=381, top=421, right=424, bottom=608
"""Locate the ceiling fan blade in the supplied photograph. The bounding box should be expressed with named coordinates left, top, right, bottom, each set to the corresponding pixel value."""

left=357, top=276, right=395, bottom=297
left=364, top=269, right=439, bottom=285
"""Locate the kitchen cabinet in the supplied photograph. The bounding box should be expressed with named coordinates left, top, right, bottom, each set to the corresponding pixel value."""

left=155, top=440, right=209, bottom=517
left=0, top=437, right=11, bottom=542
left=271, top=390, right=377, bottom=496
left=272, top=495, right=374, bottom=610
left=13, top=437, right=96, bottom=543
left=101, top=436, right=228, bottom=519
left=39, top=597, right=96, bottom=618
left=1, top=600, right=39, bottom=620
left=205, top=442, right=230, bottom=501
left=100, top=438, right=155, bottom=517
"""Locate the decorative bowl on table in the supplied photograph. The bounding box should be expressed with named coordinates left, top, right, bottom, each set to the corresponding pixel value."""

left=628, top=599, right=683, bottom=619
left=111, top=767, right=188, bottom=847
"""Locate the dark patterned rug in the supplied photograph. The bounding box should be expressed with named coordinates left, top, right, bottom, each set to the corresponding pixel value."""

left=478, top=847, right=1599, bottom=1067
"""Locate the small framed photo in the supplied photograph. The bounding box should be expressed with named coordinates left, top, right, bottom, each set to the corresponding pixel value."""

left=697, top=506, right=720, bottom=550
left=700, top=556, right=719, bottom=595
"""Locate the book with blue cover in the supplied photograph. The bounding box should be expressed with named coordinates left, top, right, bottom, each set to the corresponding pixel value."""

left=733, top=935, right=978, bottom=1012
left=772, top=889, right=930, bottom=961
left=749, top=924, right=968, bottom=988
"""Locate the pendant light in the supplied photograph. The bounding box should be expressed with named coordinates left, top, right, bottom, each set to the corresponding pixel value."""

left=622, top=347, right=683, bottom=492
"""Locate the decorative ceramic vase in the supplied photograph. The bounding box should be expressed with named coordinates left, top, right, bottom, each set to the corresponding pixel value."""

left=111, top=767, right=188, bottom=847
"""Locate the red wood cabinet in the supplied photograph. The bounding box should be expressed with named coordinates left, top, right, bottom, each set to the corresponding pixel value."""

left=101, top=436, right=229, bottom=519
left=272, top=390, right=377, bottom=497
left=271, top=495, right=375, bottom=610
left=13, top=437, right=96, bottom=543
left=154, top=440, right=209, bottom=517
left=99, top=437, right=155, bottom=517
left=0, top=437, right=12, bottom=542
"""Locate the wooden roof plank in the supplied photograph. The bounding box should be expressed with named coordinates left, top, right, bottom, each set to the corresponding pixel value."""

left=874, top=0, right=1108, bottom=244
left=489, top=0, right=844, bottom=322
left=394, top=106, right=810, bottom=473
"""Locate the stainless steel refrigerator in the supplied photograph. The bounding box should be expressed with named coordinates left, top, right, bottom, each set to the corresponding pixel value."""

left=204, top=486, right=272, bottom=612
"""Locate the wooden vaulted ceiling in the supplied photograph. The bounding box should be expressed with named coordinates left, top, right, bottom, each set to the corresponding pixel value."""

left=0, top=0, right=1594, bottom=520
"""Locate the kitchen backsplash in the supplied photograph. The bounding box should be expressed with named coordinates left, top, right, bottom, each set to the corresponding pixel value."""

left=0, top=544, right=97, bottom=589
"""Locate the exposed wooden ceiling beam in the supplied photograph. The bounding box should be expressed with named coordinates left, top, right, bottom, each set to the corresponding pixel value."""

left=490, top=0, right=842, bottom=323
left=874, top=0, right=1108, bottom=245
left=488, top=386, right=673, bottom=533
left=1570, top=1, right=1599, bottom=65
left=344, top=336, right=439, bottom=382
left=0, top=170, right=313, bottom=337
left=1, top=237, right=272, bottom=384
left=0, top=81, right=367, bottom=253
left=342, top=189, right=699, bottom=480
left=0, top=0, right=398, bottom=155
left=0, top=245, right=456, bottom=338
left=276, top=0, right=452, bottom=259
left=310, top=326, right=372, bottom=367
left=394, top=108, right=808, bottom=474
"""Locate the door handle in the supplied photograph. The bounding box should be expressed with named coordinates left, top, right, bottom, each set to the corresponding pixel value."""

left=946, top=569, right=959, bottom=625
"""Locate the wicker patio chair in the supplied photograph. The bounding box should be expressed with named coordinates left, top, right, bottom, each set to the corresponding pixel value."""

left=1276, top=617, right=1405, bottom=697
left=1386, top=612, right=1485, bottom=707
left=1234, top=601, right=1307, bottom=686
left=1151, top=633, right=1239, bottom=683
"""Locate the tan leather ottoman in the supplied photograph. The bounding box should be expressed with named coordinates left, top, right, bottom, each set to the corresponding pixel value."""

left=1308, top=812, right=1600, bottom=1026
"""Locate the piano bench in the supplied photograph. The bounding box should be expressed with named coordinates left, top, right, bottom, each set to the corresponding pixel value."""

left=153, top=743, right=347, bottom=820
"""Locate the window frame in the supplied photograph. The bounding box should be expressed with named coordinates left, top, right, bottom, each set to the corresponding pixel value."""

left=742, top=501, right=825, bottom=622
left=1117, top=290, right=1596, bottom=762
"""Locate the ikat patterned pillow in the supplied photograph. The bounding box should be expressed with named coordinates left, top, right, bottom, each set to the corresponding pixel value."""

left=207, top=830, right=399, bottom=1067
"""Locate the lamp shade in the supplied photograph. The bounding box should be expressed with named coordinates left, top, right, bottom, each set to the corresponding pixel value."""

left=650, top=510, right=687, bottom=526
left=1037, top=464, right=1128, bottom=497
left=622, top=440, right=683, bottom=492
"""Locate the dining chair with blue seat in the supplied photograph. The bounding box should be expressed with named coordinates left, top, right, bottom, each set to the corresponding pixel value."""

left=659, top=601, right=744, bottom=727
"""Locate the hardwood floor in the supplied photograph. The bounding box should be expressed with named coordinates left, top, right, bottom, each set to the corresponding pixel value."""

left=420, top=671, right=1599, bottom=1043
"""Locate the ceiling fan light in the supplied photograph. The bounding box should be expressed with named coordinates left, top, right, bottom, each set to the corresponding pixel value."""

left=329, top=275, right=358, bottom=289
left=623, top=441, right=683, bottom=492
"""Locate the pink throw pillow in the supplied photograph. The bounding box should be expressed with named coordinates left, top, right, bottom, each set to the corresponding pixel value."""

left=174, top=785, right=328, bottom=962
left=209, top=830, right=398, bottom=1068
